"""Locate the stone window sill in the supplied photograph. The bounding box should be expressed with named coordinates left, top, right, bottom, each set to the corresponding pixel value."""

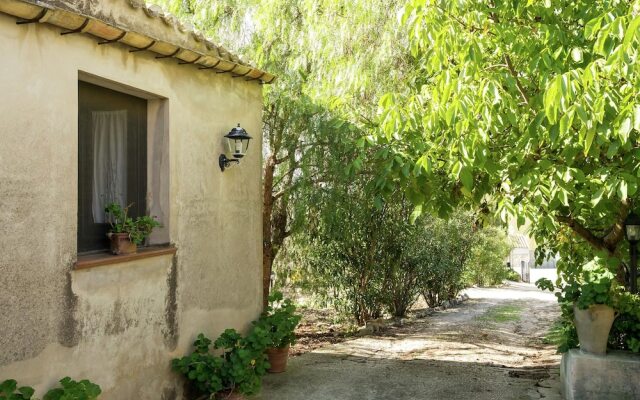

left=75, top=245, right=177, bottom=270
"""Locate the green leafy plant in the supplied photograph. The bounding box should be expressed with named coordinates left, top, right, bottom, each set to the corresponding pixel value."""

left=104, top=202, right=160, bottom=245
left=609, top=290, right=640, bottom=352
left=543, top=319, right=579, bottom=354
left=254, top=291, right=301, bottom=348
left=172, top=327, right=271, bottom=397
left=42, top=378, right=101, bottom=400
left=536, top=259, right=618, bottom=310
left=536, top=257, right=640, bottom=353
left=0, top=380, right=34, bottom=400
left=463, top=227, right=512, bottom=287
left=0, top=378, right=100, bottom=400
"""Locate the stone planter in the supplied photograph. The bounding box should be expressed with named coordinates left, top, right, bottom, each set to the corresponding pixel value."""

left=108, top=232, right=137, bottom=255
left=573, top=304, right=615, bottom=355
left=266, top=345, right=290, bottom=373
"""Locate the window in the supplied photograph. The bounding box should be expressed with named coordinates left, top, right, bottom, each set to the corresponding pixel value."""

left=78, top=81, right=147, bottom=253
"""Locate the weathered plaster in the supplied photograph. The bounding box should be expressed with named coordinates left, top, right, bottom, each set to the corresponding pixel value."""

left=163, top=254, right=179, bottom=350
left=0, top=5, right=263, bottom=398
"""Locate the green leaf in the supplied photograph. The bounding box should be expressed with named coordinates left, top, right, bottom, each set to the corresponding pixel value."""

left=18, top=386, right=35, bottom=398
left=618, top=180, right=628, bottom=201
left=606, top=141, right=619, bottom=158
left=584, top=128, right=596, bottom=155
left=570, top=48, right=583, bottom=63
left=558, top=189, right=569, bottom=207
left=416, top=154, right=431, bottom=173
left=460, top=166, right=473, bottom=191
left=410, top=204, right=423, bottom=224
left=619, top=117, right=632, bottom=143
left=559, top=112, right=574, bottom=136
left=544, top=76, right=561, bottom=124
left=591, top=188, right=605, bottom=207
left=622, top=16, right=640, bottom=49
left=585, top=16, right=603, bottom=39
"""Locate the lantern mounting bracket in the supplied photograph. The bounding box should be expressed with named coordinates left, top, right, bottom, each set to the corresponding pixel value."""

left=219, top=154, right=239, bottom=172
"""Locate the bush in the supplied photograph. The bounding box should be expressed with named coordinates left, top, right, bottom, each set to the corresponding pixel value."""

left=0, top=378, right=101, bottom=400
left=609, top=291, right=640, bottom=352
left=537, top=258, right=640, bottom=353
left=505, top=268, right=521, bottom=282
left=254, top=291, right=301, bottom=348
left=292, top=188, right=402, bottom=324
left=417, top=214, right=475, bottom=307
left=290, top=200, right=513, bottom=320
left=172, top=327, right=271, bottom=397
left=42, top=378, right=101, bottom=400
left=0, top=380, right=33, bottom=400
left=463, top=227, right=512, bottom=287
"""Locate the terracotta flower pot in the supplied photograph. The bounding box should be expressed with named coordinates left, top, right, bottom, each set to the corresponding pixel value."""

left=573, top=303, right=616, bottom=355
left=266, top=345, right=290, bottom=373
left=215, top=391, right=245, bottom=400
left=108, top=233, right=137, bottom=255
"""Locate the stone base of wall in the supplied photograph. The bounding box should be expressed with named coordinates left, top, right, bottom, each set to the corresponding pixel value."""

left=561, top=349, right=640, bottom=400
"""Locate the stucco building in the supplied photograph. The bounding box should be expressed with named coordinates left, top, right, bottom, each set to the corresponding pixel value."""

left=0, top=0, right=271, bottom=398
left=507, top=218, right=558, bottom=284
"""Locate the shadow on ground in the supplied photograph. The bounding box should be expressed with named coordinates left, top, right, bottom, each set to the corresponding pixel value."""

left=256, top=284, right=561, bottom=400
left=255, top=352, right=548, bottom=400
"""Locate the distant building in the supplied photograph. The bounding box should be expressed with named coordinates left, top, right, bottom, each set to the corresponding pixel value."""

left=507, top=219, right=558, bottom=283
left=508, top=233, right=532, bottom=282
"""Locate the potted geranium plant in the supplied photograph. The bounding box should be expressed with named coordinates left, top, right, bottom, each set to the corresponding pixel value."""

left=254, top=291, right=301, bottom=373
left=172, top=327, right=270, bottom=400
left=104, top=202, right=160, bottom=255
left=537, top=259, right=618, bottom=355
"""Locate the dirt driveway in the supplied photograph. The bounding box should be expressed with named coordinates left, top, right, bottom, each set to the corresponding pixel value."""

left=255, top=283, right=563, bottom=400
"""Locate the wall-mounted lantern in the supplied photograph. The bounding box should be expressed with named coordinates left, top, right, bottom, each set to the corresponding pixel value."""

left=219, top=123, right=252, bottom=172
left=624, top=211, right=640, bottom=293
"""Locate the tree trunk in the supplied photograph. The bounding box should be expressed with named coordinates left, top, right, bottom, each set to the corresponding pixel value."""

left=262, top=156, right=276, bottom=309
left=557, top=200, right=631, bottom=286
left=262, top=152, right=294, bottom=309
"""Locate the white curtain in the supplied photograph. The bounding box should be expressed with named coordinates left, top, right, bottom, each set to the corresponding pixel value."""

left=92, top=110, right=128, bottom=223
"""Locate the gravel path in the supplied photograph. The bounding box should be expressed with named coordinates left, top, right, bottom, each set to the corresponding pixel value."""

left=255, top=282, right=563, bottom=400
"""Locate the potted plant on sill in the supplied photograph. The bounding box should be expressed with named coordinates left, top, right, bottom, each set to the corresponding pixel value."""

left=172, top=328, right=271, bottom=400
left=537, top=259, right=619, bottom=355
left=104, top=202, right=160, bottom=255
left=254, top=291, right=301, bottom=373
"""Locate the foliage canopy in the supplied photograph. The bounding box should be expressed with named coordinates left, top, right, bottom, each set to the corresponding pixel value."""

left=376, top=0, right=640, bottom=281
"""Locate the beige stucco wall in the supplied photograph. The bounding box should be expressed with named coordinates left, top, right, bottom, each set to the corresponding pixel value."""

left=0, top=6, right=263, bottom=399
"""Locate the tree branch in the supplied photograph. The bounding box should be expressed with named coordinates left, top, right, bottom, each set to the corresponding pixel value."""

left=504, top=55, right=531, bottom=107
left=603, top=198, right=631, bottom=250
left=556, top=214, right=610, bottom=253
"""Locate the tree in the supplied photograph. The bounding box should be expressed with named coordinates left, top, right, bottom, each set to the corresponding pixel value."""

left=464, top=227, right=512, bottom=287
left=418, top=213, right=476, bottom=307
left=151, top=0, right=410, bottom=307
left=376, top=0, right=640, bottom=283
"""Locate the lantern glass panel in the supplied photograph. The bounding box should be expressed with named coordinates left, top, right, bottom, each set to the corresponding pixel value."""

left=627, top=225, right=640, bottom=242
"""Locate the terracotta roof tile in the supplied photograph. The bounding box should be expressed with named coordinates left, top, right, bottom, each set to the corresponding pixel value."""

left=0, top=0, right=275, bottom=84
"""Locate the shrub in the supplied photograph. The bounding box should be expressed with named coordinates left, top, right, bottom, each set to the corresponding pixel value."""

left=254, top=291, right=301, bottom=348
left=463, top=227, right=512, bottom=287
left=292, top=189, right=400, bottom=324
left=172, top=327, right=271, bottom=397
left=537, top=258, right=640, bottom=353
left=0, top=378, right=100, bottom=400
left=418, top=214, right=475, bottom=307
left=609, top=291, right=640, bottom=352
left=42, top=378, right=101, bottom=400
left=0, top=380, right=34, bottom=400
left=505, top=268, right=521, bottom=282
